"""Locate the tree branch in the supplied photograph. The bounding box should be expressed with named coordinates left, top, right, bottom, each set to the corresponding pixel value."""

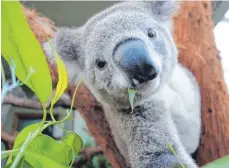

left=173, top=1, right=229, bottom=165
left=3, top=93, right=72, bottom=109
left=3, top=93, right=45, bottom=109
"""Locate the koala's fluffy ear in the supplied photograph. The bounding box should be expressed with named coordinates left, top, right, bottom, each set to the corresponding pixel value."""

left=147, top=1, right=180, bottom=21
left=43, top=27, right=84, bottom=84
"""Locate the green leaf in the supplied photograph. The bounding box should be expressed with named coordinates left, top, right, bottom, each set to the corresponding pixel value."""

left=202, top=155, right=229, bottom=168
left=26, top=134, right=69, bottom=166
left=24, top=152, right=67, bottom=168
left=128, top=88, right=136, bottom=113
left=8, top=125, right=69, bottom=167
left=69, top=78, right=83, bottom=112
left=168, top=144, right=176, bottom=155
left=48, top=38, right=68, bottom=107
left=1, top=1, right=52, bottom=104
left=13, top=123, right=40, bottom=149
left=6, top=152, right=67, bottom=168
left=60, top=133, right=83, bottom=163
left=6, top=123, right=40, bottom=165
left=5, top=157, right=32, bottom=168
left=1, top=149, right=20, bottom=160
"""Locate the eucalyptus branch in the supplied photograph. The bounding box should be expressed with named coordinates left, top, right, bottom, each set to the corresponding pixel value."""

left=1, top=149, right=20, bottom=160
left=8, top=80, right=82, bottom=168
left=1, top=60, right=34, bottom=105
left=38, top=105, right=48, bottom=134
left=1, top=60, right=21, bottom=104
left=10, top=132, right=32, bottom=168
left=1, top=63, right=6, bottom=86
left=8, top=109, right=72, bottom=168
left=2, top=56, right=82, bottom=168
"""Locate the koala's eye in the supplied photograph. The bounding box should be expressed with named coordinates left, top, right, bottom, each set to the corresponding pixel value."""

left=96, top=59, right=107, bottom=70
left=148, top=28, right=157, bottom=38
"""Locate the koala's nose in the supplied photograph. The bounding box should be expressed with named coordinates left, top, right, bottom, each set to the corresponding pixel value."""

left=114, top=39, right=159, bottom=86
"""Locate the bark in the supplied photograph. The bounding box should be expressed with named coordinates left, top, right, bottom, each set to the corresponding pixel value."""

left=22, top=5, right=56, bottom=44
left=23, top=1, right=229, bottom=168
left=173, top=1, right=229, bottom=166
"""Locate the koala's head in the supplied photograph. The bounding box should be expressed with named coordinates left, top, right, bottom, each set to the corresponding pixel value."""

left=44, top=1, right=179, bottom=108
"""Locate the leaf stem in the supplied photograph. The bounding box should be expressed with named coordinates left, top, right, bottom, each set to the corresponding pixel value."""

left=42, top=111, right=72, bottom=131
left=70, top=78, right=82, bottom=112
left=1, top=63, right=6, bottom=86
left=1, top=61, right=33, bottom=104
left=10, top=133, right=32, bottom=168
left=10, top=59, right=17, bottom=84
left=49, top=103, right=56, bottom=121
left=1, top=149, right=20, bottom=160
left=38, top=105, right=47, bottom=134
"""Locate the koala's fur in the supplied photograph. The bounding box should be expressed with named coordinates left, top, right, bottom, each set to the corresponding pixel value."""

left=44, top=1, right=201, bottom=168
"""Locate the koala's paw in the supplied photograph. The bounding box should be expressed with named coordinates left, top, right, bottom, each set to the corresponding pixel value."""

left=146, top=153, right=182, bottom=168
left=133, top=152, right=197, bottom=168
left=146, top=153, right=197, bottom=168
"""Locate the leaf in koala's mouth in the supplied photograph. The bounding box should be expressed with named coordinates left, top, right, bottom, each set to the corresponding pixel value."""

left=128, top=88, right=136, bottom=113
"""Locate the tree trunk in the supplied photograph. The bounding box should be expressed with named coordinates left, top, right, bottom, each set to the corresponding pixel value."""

left=24, top=1, right=229, bottom=167
left=173, top=1, right=229, bottom=166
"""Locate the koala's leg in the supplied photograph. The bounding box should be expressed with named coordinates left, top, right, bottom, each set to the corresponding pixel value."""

left=116, top=101, right=198, bottom=168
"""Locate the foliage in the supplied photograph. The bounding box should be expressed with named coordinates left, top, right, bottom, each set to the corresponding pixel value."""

left=1, top=1, right=83, bottom=168
left=1, top=59, right=32, bottom=104
left=202, top=155, right=229, bottom=168
left=47, top=37, right=68, bottom=121
left=2, top=0, right=52, bottom=105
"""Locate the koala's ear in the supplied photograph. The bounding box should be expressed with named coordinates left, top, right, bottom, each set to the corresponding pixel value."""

left=43, top=27, right=84, bottom=84
left=43, top=27, right=82, bottom=64
left=147, top=1, right=180, bottom=21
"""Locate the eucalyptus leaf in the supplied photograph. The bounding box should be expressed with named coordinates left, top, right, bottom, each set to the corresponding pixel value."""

left=1, top=1, right=52, bottom=104
left=128, top=88, right=136, bottom=113
left=5, top=157, right=32, bottom=168
left=26, top=134, right=69, bottom=167
left=47, top=39, right=68, bottom=107
left=25, top=152, right=67, bottom=168
left=60, top=133, right=83, bottom=163
left=168, top=144, right=176, bottom=155
left=7, top=124, right=69, bottom=167
left=6, top=123, right=40, bottom=165
left=202, top=155, right=229, bottom=168
left=13, top=123, right=40, bottom=149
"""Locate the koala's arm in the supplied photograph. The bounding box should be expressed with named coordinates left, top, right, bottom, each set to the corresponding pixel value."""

left=116, top=101, right=197, bottom=168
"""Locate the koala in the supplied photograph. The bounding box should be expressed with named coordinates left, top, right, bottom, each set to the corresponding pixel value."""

left=44, top=1, right=201, bottom=168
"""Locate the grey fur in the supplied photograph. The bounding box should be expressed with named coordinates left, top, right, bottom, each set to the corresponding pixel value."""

left=43, top=1, right=201, bottom=168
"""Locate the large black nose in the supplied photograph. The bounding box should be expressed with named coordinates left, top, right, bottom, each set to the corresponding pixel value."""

left=114, top=39, right=159, bottom=86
